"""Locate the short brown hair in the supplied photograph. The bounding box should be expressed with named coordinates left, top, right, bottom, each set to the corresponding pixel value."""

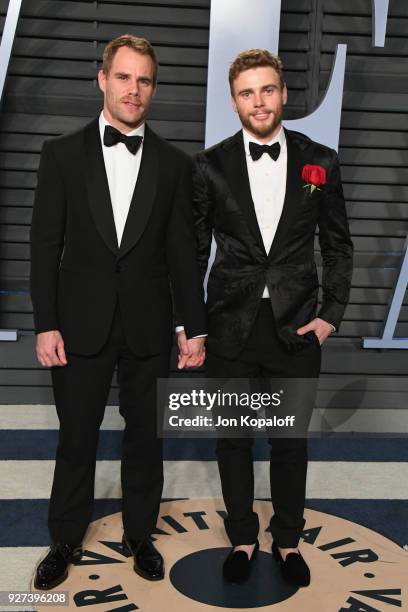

left=102, top=34, right=158, bottom=84
left=229, top=49, right=284, bottom=93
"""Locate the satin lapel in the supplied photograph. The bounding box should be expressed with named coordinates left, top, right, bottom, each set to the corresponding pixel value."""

left=220, top=131, right=266, bottom=255
left=267, top=129, right=305, bottom=260
left=118, top=124, right=158, bottom=260
left=84, top=118, right=118, bottom=256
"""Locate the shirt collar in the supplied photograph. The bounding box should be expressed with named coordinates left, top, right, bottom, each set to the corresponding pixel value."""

left=99, top=110, right=145, bottom=143
left=243, top=125, right=286, bottom=157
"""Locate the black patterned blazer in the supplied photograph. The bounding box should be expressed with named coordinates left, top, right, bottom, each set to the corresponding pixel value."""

left=192, top=128, right=353, bottom=358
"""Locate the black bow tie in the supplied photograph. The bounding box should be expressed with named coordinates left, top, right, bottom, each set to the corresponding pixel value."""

left=249, top=141, right=281, bottom=162
left=103, top=125, right=143, bottom=155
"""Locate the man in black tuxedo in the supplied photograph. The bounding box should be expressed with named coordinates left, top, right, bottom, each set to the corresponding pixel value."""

left=192, top=49, right=353, bottom=586
left=30, top=35, right=206, bottom=589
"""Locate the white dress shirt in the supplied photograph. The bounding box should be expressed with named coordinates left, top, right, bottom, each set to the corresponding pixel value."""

left=244, top=127, right=335, bottom=331
left=243, top=126, right=287, bottom=298
left=177, top=128, right=286, bottom=334
left=99, top=111, right=144, bottom=246
left=99, top=112, right=204, bottom=339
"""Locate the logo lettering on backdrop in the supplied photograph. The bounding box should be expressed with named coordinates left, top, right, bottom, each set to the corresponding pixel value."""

left=0, top=1, right=405, bottom=347
left=372, top=0, right=390, bottom=47
left=0, top=0, right=22, bottom=341
left=206, top=0, right=407, bottom=349
left=0, top=0, right=22, bottom=103
left=363, top=0, right=408, bottom=348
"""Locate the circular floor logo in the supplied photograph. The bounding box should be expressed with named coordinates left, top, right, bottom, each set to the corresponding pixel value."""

left=35, top=499, right=406, bottom=611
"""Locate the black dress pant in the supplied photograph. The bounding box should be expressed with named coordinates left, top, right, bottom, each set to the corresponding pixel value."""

left=206, top=299, right=321, bottom=548
left=48, top=305, right=170, bottom=545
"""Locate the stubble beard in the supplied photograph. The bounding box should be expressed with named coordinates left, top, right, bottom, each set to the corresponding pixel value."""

left=240, top=107, right=283, bottom=140
left=106, top=93, right=146, bottom=131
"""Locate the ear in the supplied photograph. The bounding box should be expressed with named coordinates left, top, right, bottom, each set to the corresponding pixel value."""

left=282, top=83, right=288, bottom=106
left=231, top=94, right=238, bottom=113
left=97, top=69, right=106, bottom=94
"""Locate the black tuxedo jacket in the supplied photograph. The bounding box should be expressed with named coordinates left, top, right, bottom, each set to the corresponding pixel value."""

left=192, top=128, right=353, bottom=357
left=30, top=118, right=206, bottom=356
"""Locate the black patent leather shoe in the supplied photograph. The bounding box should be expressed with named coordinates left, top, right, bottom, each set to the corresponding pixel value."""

left=122, top=535, right=164, bottom=581
left=272, top=541, right=310, bottom=586
left=34, top=543, right=82, bottom=590
left=223, top=540, right=259, bottom=583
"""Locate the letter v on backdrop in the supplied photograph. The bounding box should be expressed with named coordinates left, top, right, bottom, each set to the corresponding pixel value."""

left=205, top=0, right=407, bottom=349
left=0, top=0, right=22, bottom=342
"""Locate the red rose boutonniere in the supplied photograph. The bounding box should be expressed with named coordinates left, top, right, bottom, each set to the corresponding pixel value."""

left=302, top=164, right=326, bottom=194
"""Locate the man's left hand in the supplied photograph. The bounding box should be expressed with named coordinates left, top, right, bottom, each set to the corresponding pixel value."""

left=296, top=317, right=334, bottom=345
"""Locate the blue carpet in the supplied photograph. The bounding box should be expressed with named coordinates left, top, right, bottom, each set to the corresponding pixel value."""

left=1, top=431, right=408, bottom=461
left=1, top=499, right=406, bottom=548
left=305, top=499, right=408, bottom=549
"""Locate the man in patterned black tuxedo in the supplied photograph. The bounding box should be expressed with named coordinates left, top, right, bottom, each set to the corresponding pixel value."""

left=192, top=49, right=353, bottom=586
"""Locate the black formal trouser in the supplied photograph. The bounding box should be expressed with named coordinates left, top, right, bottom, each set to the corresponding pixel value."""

left=206, top=299, right=321, bottom=548
left=48, top=304, right=170, bottom=545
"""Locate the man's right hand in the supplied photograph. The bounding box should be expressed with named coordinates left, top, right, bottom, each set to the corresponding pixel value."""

left=177, top=330, right=206, bottom=369
left=36, top=330, right=67, bottom=367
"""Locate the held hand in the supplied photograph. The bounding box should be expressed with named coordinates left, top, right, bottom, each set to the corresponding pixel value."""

left=177, top=331, right=206, bottom=369
left=36, top=330, right=67, bottom=367
left=296, top=317, right=333, bottom=346
left=186, top=337, right=206, bottom=368
left=177, top=330, right=189, bottom=369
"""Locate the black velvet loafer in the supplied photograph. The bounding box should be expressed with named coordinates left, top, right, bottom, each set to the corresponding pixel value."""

left=272, top=541, right=310, bottom=587
left=223, top=540, right=259, bottom=583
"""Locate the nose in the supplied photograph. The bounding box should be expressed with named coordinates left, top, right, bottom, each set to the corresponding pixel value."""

left=128, top=78, right=140, bottom=97
left=253, top=91, right=264, bottom=107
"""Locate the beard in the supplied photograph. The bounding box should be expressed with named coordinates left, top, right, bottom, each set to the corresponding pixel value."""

left=239, top=107, right=283, bottom=140
left=114, top=104, right=144, bottom=128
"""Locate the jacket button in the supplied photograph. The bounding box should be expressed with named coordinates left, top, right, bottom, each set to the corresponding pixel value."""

left=116, top=263, right=122, bottom=273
